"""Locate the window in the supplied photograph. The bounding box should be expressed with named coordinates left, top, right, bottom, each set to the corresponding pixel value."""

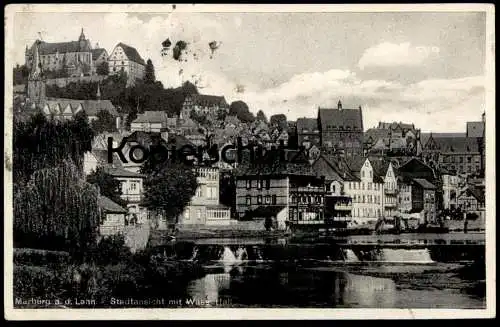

left=130, top=182, right=137, bottom=191
left=467, top=156, right=472, bottom=163
left=257, top=195, right=263, bottom=204
left=331, top=183, right=336, bottom=194
left=246, top=196, right=251, bottom=206
left=369, top=171, right=372, bottom=178
left=362, top=195, right=366, bottom=203
left=184, top=209, right=190, bottom=220
left=246, top=180, right=251, bottom=189
left=265, top=195, right=271, bottom=204
left=368, top=182, right=372, bottom=190
left=266, top=179, right=271, bottom=190
left=459, top=157, right=463, bottom=163
left=196, top=187, right=203, bottom=197
left=272, top=195, right=277, bottom=205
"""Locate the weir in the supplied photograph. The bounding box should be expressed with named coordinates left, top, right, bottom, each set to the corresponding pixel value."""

left=152, top=240, right=484, bottom=264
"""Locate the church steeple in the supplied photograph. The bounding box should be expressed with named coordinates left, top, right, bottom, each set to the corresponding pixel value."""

left=79, top=28, right=86, bottom=42
left=29, top=40, right=43, bottom=80
left=27, top=40, right=46, bottom=109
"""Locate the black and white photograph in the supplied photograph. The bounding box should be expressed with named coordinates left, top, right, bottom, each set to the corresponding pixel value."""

left=4, top=4, right=495, bottom=320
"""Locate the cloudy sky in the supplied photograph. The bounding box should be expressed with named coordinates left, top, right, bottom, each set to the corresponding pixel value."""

left=13, top=9, right=488, bottom=132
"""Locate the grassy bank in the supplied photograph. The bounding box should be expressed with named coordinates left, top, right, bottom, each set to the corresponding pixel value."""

left=13, top=236, right=205, bottom=308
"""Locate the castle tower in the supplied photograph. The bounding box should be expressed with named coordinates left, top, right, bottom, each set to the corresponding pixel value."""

left=27, top=40, right=46, bottom=109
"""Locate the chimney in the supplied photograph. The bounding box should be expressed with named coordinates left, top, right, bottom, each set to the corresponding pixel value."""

left=338, top=100, right=342, bottom=110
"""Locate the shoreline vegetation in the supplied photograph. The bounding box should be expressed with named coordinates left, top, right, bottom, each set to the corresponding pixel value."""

left=13, top=235, right=205, bottom=309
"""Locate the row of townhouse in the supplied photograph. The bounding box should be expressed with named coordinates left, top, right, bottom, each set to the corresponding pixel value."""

left=234, top=149, right=449, bottom=230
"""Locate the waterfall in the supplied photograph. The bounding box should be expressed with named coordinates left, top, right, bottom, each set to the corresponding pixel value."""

left=235, top=247, right=248, bottom=261
left=219, top=246, right=238, bottom=264
left=189, top=247, right=199, bottom=261
left=255, top=247, right=264, bottom=262
left=380, top=249, right=434, bottom=263
left=344, top=249, right=360, bottom=262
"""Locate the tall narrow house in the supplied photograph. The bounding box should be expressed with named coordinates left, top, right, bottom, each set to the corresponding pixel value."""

left=318, top=100, right=364, bottom=156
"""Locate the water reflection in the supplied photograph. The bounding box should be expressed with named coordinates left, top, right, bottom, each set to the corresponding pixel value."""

left=186, top=264, right=485, bottom=308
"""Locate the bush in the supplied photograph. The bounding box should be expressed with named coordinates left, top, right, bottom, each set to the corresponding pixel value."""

left=14, top=265, right=66, bottom=300
left=91, top=234, right=132, bottom=265
left=14, top=248, right=70, bottom=266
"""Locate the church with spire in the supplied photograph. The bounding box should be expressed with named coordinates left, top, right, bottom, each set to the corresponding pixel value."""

left=25, top=28, right=108, bottom=77
left=25, top=40, right=121, bottom=129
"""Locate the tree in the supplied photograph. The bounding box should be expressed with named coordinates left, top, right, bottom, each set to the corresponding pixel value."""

left=256, top=110, right=268, bottom=123
left=229, top=101, right=255, bottom=123
left=86, top=167, right=127, bottom=208
left=144, top=59, right=155, bottom=84
left=270, top=114, right=287, bottom=130
left=14, top=159, right=100, bottom=256
left=91, top=110, right=118, bottom=134
left=14, top=112, right=94, bottom=186
left=141, top=164, right=199, bottom=226
left=13, top=64, right=30, bottom=85
left=96, top=61, right=109, bottom=76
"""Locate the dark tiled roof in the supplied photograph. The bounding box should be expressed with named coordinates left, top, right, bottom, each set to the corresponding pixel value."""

left=132, top=111, right=168, bottom=124
left=91, top=48, right=107, bottom=60
left=365, top=128, right=390, bottom=142
left=116, top=42, right=146, bottom=65
left=459, top=187, right=485, bottom=203
left=370, top=159, right=391, bottom=178
left=420, top=132, right=466, bottom=145
left=378, top=122, right=415, bottom=131
left=99, top=195, right=127, bottom=214
left=312, top=155, right=344, bottom=182
left=187, top=94, right=228, bottom=107
left=318, top=108, right=363, bottom=130
left=296, top=118, right=318, bottom=133
left=427, top=137, right=481, bottom=153
left=33, top=40, right=91, bottom=55
left=413, top=178, right=436, bottom=189
left=466, top=122, right=485, bottom=138
left=45, top=98, right=118, bottom=116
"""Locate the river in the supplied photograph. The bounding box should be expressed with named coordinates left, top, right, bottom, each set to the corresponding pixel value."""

left=173, top=233, right=486, bottom=308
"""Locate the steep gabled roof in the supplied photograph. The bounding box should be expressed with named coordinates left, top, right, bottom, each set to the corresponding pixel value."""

left=312, top=155, right=344, bottom=182
left=115, top=42, right=146, bottom=65
left=318, top=107, right=363, bottom=131
left=458, top=187, right=485, bottom=203
left=91, top=48, right=107, bottom=60
left=296, top=118, right=319, bottom=133
left=132, top=111, right=168, bottom=124
left=44, top=98, right=118, bottom=117
left=32, top=40, right=91, bottom=55
left=420, top=132, right=466, bottom=145
left=99, top=195, right=127, bottom=214
left=426, top=137, right=481, bottom=153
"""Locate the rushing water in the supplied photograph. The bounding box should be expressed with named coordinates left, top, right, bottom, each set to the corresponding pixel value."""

left=177, top=238, right=486, bottom=309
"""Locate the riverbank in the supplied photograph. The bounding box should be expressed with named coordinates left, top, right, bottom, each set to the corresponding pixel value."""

left=13, top=239, right=206, bottom=309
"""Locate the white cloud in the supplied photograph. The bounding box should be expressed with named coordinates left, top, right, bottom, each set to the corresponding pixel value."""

left=233, top=70, right=484, bottom=132
left=358, top=42, right=440, bottom=70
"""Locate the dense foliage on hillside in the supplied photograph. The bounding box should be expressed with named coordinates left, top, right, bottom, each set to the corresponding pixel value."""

left=45, top=72, right=199, bottom=119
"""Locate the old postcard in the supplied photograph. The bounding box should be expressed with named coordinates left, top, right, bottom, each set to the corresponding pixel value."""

left=4, top=3, right=495, bottom=320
